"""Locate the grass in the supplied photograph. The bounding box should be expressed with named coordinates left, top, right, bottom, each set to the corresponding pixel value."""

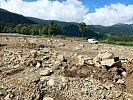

left=101, top=40, right=133, bottom=47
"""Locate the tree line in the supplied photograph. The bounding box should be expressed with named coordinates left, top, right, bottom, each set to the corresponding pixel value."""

left=0, top=21, right=62, bottom=36
left=107, top=35, right=133, bottom=42
left=0, top=21, right=104, bottom=38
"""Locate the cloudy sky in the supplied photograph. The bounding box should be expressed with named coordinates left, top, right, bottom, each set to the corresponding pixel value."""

left=0, top=0, right=133, bottom=26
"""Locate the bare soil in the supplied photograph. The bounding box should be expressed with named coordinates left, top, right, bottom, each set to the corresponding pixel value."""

left=0, top=34, right=133, bottom=100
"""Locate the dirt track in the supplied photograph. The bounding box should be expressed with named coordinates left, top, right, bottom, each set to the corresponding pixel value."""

left=0, top=34, right=133, bottom=100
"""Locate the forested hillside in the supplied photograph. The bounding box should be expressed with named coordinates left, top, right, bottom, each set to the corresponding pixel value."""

left=0, top=8, right=133, bottom=40
left=0, top=8, right=36, bottom=25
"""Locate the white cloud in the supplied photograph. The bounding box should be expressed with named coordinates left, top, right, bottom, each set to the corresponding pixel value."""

left=0, top=0, right=133, bottom=26
left=83, top=3, right=133, bottom=26
left=0, top=0, right=88, bottom=22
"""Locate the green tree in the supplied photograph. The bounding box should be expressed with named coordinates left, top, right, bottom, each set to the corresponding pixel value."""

left=39, top=25, right=48, bottom=35
left=20, top=26, right=30, bottom=35
left=78, top=22, right=88, bottom=37
left=48, top=21, right=55, bottom=36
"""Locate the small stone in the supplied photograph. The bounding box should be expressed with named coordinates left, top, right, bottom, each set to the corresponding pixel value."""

left=43, top=97, right=54, bottom=100
left=58, top=43, right=65, bottom=47
left=13, top=64, right=19, bottom=68
left=54, top=61, right=61, bottom=67
left=0, top=90, right=4, bottom=96
left=73, top=46, right=82, bottom=50
left=61, top=77, right=69, bottom=83
left=43, top=48, right=50, bottom=53
left=47, top=39, right=52, bottom=42
left=121, top=71, right=127, bottom=77
left=57, top=55, right=64, bottom=61
left=30, top=50, right=37, bottom=58
left=36, top=61, right=41, bottom=68
left=30, top=50, right=37, bottom=54
left=4, top=94, right=11, bottom=100
left=40, top=68, right=51, bottom=76
left=42, top=56, right=49, bottom=60
left=47, top=79, right=55, bottom=86
left=103, top=82, right=114, bottom=90
left=115, top=91, right=122, bottom=98
left=116, top=79, right=125, bottom=84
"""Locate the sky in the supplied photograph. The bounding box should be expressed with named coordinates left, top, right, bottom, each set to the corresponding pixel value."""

left=0, top=0, right=133, bottom=26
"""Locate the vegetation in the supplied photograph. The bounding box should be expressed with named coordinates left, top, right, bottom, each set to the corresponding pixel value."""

left=1, top=8, right=133, bottom=46
left=102, top=35, right=133, bottom=46
left=78, top=22, right=88, bottom=37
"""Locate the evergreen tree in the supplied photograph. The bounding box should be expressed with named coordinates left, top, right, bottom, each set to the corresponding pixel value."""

left=78, top=22, right=88, bottom=37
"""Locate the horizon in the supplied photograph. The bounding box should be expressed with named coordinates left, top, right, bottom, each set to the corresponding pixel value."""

left=0, top=0, right=133, bottom=26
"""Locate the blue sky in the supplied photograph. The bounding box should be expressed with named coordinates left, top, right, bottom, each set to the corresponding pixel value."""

left=1, top=0, right=133, bottom=25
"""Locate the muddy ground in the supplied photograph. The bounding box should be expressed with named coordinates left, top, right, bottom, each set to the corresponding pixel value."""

left=0, top=34, right=133, bottom=100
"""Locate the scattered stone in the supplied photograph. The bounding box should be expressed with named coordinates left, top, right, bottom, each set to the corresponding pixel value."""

left=77, top=55, right=84, bottom=65
left=116, top=79, right=125, bottom=84
left=0, top=90, right=4, bottom=96
left=43, top=97, right=54, bottom=100
left=61, top=77, right=69, bottom=83
left=58, top=43, right=65, bottom=47
left=36, top=61, right=42, bottom=68
left=4, top=94, right=12, bottom=100
left=47, top=79, right=55, bottom=86
left=121, top=71, right=127, bottom=77
left=57, top=55, right=64, bottom=62
left=39, top=68, right=52, bottom=76
left=73, top=46, right=82, bottom=50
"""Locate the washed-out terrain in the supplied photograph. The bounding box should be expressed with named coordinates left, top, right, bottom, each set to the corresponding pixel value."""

left=0, top=34, right=133, bottom=100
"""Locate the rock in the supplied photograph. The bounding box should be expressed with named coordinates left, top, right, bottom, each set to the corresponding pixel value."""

left=54, top=61, right=61, bottom=66
left=77, top=55, right=84, bottom=65
left=4, top=94, right=11, bottom=100
left=121, top=71, right=127, bottom=77
left=115, top=91, right=122, bottom=98
left=0, top=90, right=4, bottom=96
left=61, top=77, right=69, bottom=83
left=47, top=39, right=52, bottom=43
left=116, top=79, right=125, bottom=84
left=36, top=61, right=42, bottom=68
left=30, top=50, right=37, bottom=55
left=12, top=64, right=19, bottom=68
left=103, top=82, right=114, bottom=90
left=30, top=50, right=37, bottom=58
left=39, top=68, right=52, bottom=76
left=43, top=48, right=50, bottom=53
left=47, top=79, right=55, bottom=86
left=57, top=55, right=64, bottom=62
left=73, top=46, right=82, bottom=50
left=58, top=43, right=65, bottom=47
left=91, top=45, right=99, bottom=50
left=43, top=97, right=54, bottom=100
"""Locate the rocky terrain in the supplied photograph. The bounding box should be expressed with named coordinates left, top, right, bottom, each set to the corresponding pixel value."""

left=0, top=34, right=133, bottom=100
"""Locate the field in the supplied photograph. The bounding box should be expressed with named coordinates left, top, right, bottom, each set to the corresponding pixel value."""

left=0, top=34, right=133, bottom=100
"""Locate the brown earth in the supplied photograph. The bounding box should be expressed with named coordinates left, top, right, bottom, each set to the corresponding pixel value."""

left=0, top=34, right=133, bottom=100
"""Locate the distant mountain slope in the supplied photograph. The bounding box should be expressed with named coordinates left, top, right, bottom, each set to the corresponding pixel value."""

left=90, top=24, right=133, bottom=36
left=0, top=8, right=133, bottom=37
left=27, top=17, right=77, bottom=26
left=28, top=17, right=133, bottom=36
left=0, top=8, right=36, bottom=25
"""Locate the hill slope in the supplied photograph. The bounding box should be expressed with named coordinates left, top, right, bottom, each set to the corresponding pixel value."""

left=89, top=24, right=133, bottom=36
left=0, top=8, right=36, bottom=25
